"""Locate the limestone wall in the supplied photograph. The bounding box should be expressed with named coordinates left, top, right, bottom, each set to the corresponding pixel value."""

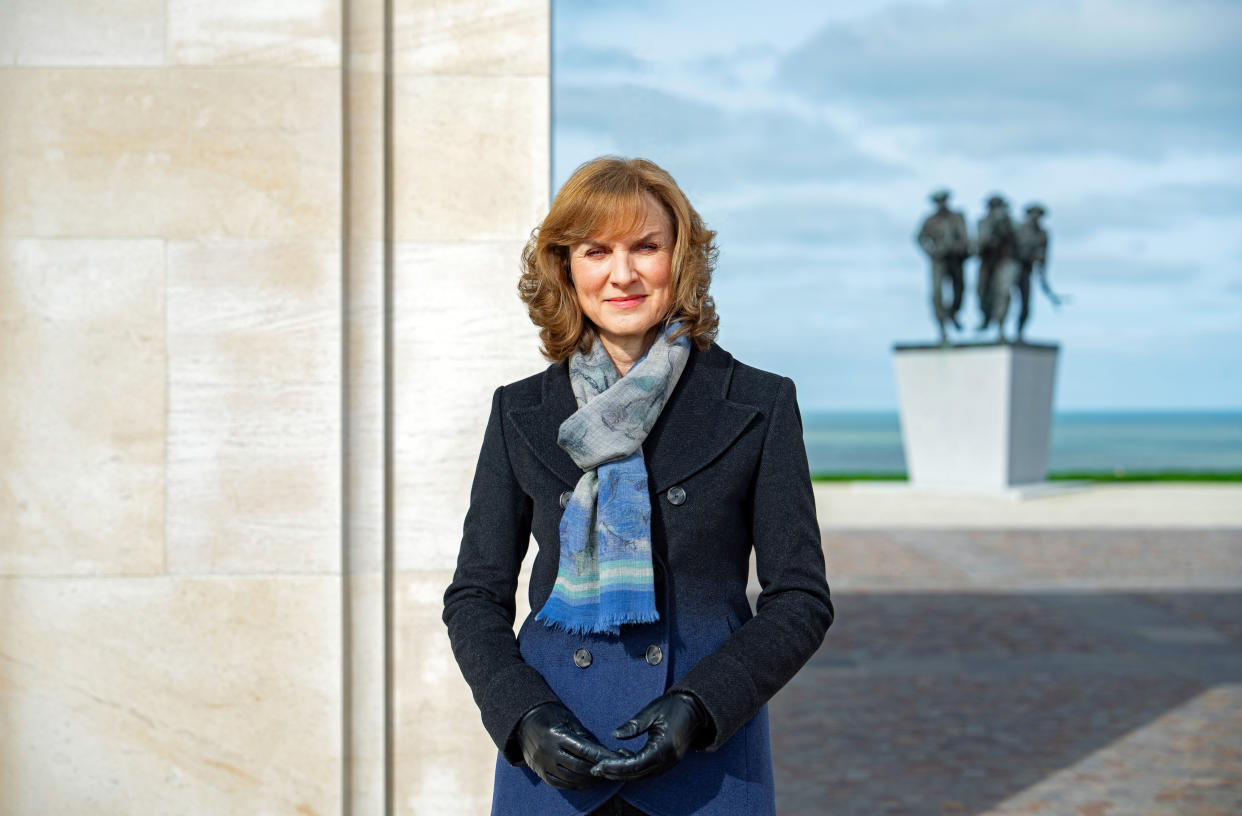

left=0, top=2, right=549, bottom=814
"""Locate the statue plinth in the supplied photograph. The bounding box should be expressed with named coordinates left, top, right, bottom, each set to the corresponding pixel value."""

left=892, top=341, right=1059, bottom=492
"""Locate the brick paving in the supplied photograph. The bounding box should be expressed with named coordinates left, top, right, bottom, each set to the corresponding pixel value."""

left=769, top=529, right=1242, bottom=815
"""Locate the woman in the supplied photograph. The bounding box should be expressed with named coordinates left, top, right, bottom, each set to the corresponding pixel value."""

left=443, top=156, right=833, bottom=816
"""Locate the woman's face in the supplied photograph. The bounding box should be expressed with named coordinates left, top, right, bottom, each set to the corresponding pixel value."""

left=568, top=196, right=675, bottom=355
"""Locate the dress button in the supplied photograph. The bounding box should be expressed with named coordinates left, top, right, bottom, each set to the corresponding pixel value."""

left=573, top=648, right=593, bottom=669
left=666, top=486, right=687, bottom=506
left=645, top=644, right=664, bottom=666
left=559, top=490, right=573, bottom=509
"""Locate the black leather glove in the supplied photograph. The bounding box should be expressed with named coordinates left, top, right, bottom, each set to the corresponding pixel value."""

left=516, top=702, right=621, bottom=790
left=590, top=691, right=709, bottom=782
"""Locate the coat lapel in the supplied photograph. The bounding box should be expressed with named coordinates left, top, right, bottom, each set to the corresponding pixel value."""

left=506, top=361, right=583, bottom=488
left=506, top=345, right=759, bottom=492
left=644, top=344, right=758, bottom=493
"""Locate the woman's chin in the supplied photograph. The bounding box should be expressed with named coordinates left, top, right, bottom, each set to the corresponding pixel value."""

left=597, top=319, right=659, bottom=346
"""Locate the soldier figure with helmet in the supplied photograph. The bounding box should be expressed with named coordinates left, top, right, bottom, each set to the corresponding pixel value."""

left=915, top=189, right=970, bottom=344
left=1013, top=203, right=1053, bottom=341
left=976, top=194, right=1018, bottom=336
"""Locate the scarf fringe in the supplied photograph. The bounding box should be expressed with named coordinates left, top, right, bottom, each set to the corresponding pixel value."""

left=535, top=605, right=661, bottom=637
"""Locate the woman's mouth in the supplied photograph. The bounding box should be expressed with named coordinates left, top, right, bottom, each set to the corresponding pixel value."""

left=606, top=295, right=647, bottom=309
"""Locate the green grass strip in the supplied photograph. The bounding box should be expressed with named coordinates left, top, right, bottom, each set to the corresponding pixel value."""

left=1047, top=471, right=1242, bottom=482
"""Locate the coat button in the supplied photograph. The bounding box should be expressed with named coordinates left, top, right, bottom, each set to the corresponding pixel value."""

left=666, top=486, right=686, bottom=506
left=559, top=491, right=573, bottom=509
left=645, top=645, right=663, bottom=666
left=573, top=648, right=593, bottom=668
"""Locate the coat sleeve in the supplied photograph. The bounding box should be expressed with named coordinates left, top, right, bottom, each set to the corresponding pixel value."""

left=442, top=386, right=562, bottom=763
left=670, top=377, right=834, bottom=750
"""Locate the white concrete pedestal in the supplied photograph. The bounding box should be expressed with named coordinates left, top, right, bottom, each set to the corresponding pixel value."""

left=892, top=342, right=1059, bottom=493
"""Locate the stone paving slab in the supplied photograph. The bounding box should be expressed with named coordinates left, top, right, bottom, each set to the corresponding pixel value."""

left=768, top=528, right=1242, bottom=815
left=985, top=684, right=1242, bottom=816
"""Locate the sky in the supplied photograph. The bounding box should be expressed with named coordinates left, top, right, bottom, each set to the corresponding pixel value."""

left=551, top=0, right=1242, bottom=411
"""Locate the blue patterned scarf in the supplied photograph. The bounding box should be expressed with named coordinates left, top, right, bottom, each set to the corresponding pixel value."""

left=535, top=324, right=691, bottom=635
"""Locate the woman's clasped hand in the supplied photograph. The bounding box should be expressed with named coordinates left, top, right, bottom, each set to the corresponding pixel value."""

left=518, top=691, right=710, bottom=789
left=590, top=691, right=710, bottom=781
left=516, top=702, right=621, bottom=790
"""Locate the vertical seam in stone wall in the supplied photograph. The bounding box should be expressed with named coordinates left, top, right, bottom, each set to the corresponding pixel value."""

left=382, top=0, right=396, bottom=810
left=339, top=0, right=354, bottom=811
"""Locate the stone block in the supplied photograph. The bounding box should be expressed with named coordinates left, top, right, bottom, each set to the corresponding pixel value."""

left=167, top=382, right=340, bottom=573
left=0, top=69, right=339, bottom=239
left=346, top=0, right=385, bottom=74
left=393, top=569, right=497, bottom=815
left=344, top=239, right=385, bottom=573
left=345, top=572, right=386, bottom=815
left=167, top=0, right=342, bottom=67
left=391, top=240, right=544, bottom=571
left=893, top=342, right=1059, bottom=491
left=392, top=75, right=548, bottom=242
left=0, top=576, right=342, bottom=815
left=393, top=0, right=549, bottom=76
left=0, top=0, right=165, bottom=66
left=167, top=238, right=340, bottom=386
left=345, top=70, right=386, bottom=241
left=0, top=239, right=165, bottom=576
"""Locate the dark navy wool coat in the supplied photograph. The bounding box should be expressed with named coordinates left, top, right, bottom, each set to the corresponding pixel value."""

left=443, top=343, right=833, bottom=816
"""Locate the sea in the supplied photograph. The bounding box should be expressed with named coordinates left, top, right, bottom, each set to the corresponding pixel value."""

left=802, top=411, right=1242, bottom=475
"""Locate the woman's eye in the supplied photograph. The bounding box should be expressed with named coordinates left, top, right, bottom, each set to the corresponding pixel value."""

left=638, top=243, right=659, bottom=252
left=585, top=248, right=605, bottom=258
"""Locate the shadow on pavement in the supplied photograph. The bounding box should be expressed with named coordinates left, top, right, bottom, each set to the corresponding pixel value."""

left=771, top=591, right=1242, bottom=815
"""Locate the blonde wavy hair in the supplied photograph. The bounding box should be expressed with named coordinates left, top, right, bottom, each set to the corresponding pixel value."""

left=518, top=156, right=719, bottom=362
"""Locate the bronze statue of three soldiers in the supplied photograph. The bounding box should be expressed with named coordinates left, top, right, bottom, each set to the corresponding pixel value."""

left=916, top=190, right=1055, bottom=344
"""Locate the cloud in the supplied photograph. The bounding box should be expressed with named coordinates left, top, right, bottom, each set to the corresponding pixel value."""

left=555, top=82, right=900, bottom=193
left=1053, top=258, right=1204, bottom=293
left=1050, top=182, right=1242, bottom=240
left=711, top=188, right=914, bottom=252
left=555, top=46, right=648, bottom=76
left=553, top=1, right=900, bottom=64
left=778, top=0, right=1242, bottom=157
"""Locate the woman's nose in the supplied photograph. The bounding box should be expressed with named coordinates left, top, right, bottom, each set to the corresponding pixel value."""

left=608, top=251, right=637, bottom=284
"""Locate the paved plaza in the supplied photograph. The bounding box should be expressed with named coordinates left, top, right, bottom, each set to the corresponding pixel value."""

left=769, top=487, right=1242, bottom=815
